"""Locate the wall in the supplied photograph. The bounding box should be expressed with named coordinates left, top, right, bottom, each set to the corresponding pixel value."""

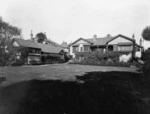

left=113, top=44, right=118, bottom=51
left=69, top=46, right=75, bottom=58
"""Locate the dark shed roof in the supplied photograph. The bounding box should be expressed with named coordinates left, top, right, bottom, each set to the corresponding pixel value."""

left=13, top=38, right=63, bottom=54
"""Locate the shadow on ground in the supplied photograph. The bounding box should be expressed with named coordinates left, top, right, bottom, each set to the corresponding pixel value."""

left=0, top=71, right=149, bottom=114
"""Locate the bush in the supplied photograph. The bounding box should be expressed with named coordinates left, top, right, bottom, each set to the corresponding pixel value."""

left=141, top=48, right=150, bottom=61
left=74, top=51, right=122, bottom=66
left=142, top=49, right=150, bottom=76
left=73, top=51, right=140, bottom=67
left=10, top=59, right=25, bottom=66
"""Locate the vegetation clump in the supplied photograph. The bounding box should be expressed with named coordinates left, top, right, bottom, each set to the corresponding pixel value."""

left=72, top=51, right=140, bottom=67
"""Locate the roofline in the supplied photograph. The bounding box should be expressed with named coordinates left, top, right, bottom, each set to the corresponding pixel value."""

left=69, top=37, right=93, bottom=47
left=135, top=44, right=144, bottom=48
left=13, top=38, right=41, bottom=49
left=106, top=34, right=135, bottom=44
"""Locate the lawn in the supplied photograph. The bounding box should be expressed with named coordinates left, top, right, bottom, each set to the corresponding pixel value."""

left=0, top=64, right=138, bottom=85
left=1, top=64, right=149, bottom=114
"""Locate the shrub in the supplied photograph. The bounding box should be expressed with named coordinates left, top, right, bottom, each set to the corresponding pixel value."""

left=75, top=52, right=91, bottom=60
left=10, top=59, right=25, bottom=66
left=141, top=48, right=150, bottom=61
left=142, top=49, right=150, bottom=76
left=75, top=51, right=120, bottom=65
left=73, top=51, right=140, bottom=67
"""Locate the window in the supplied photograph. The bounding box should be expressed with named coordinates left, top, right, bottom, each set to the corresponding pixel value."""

left=108, top=45, right=114, bottom=51
left=80, top=47, right=83, bottom=52
left=84, top=45, right=90, bottom=52
left=118, top=46, right=132, bottom=51
left=73, top=46, right=79, bottom=53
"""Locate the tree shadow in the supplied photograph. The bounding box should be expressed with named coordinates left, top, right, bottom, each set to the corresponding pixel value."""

left=0, top=77, right=6, bottom=84
left=0, top=71, right=148, bottom=114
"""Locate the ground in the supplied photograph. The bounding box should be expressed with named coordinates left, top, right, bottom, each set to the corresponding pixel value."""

left=1, top=64, right=148, bottom=114
left=0, top=64, right=138, bottom=86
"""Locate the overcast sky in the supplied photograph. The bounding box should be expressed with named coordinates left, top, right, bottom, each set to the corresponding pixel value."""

left=0, top=0, right=150, bottom=48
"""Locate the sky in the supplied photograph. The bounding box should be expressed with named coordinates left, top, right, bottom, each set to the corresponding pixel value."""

left=0, top=0, right=150, bottom=48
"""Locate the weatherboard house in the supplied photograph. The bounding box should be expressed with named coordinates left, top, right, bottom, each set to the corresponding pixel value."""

left=12, top=38, right=64, bottom=64
left=69, top=34, right=143, bottom=58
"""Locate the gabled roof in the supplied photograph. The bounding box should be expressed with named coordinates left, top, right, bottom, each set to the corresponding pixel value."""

left=13, top=38, right=63, bottom=54
left=69, top=38, right=93, bottom=46
left=87, top=36, right=114, bottom=46
left=70, top=34, right=135, bottom=47
left=37, top=43, right=63, bottom=54
left=13, top=38, right=40, bottom=49
left=107, top=34, right=135, bottom=44
left=135, top=44, right=144, bottom=48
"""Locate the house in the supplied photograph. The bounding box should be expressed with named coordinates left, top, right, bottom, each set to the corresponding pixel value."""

left=69, top=34, right=144, bottom=58
left=12, top=38, right=64, bottom=64
left=37, top=42, right=64, bottom=64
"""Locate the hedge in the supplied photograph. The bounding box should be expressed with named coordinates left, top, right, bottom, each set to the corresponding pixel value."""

left=72, top=51, right=140, bottom=67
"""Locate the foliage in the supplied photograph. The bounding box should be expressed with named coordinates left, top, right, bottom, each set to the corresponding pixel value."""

left=0, top=48, right=10, bottom=66
left=142, top=49, right=150, bottom=78
left=10, top=59, right=25, bottom=66
left=73, top=51, right=140, bottom=67
left=0, top=45, right=28, bottom=66
left=64, top=53, right=72, bottom=62
left=36, top=32, right=47, bottom=43
left=0, top=17, right=23, bottom=66
left=75, top=52, right=91, bottom=60
left=41, top=55, right=66, bottom=64
left=0, top=17, right=21, bottom=40
left=142, top=26, right=150, bottom=41
left=75, top=51, right=120, bottom=63
left=141, top=48, right=150, bottom=61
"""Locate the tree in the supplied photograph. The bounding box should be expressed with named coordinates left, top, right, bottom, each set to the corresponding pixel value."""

left=0, top=17, right=21, bottom=47
left=0, top=17, right=22, bottom=66
left=36, top=32, right=47, bottom=43
left=142, top=26, right=150, bottom=41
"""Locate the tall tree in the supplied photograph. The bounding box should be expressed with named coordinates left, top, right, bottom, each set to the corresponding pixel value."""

left=142, top=26, right=150, bottom=41
left=0, top=17, right=22, bottom=66
left=36, top=32, right=47, bottom=43
left=0, top=17, right=22, bottom=47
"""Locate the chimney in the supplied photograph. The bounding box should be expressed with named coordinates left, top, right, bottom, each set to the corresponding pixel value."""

left=30, top=30, right=33, bottom=40
left=93, top=34, right=97, bottom=41
left=132, top=34, right=135, bottom=40
left=139, top=38, right=142, bottom=46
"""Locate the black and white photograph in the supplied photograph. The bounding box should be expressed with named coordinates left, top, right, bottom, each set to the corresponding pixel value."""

left=0, top=0, right=150, bottom=113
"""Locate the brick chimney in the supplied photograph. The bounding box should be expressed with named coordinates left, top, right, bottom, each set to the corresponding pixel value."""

left=93, top=34, right=97, bottom=41
left=30, top=30, right=33, bottom=40
left=139, top=38, right=142, bottom=46
left=132, top=34, right=135, bottom=40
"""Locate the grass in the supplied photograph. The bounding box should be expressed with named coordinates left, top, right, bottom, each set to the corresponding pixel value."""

left=1, top=64, right=148, bottom=114
left=0, top=64, right=137, bottom=85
